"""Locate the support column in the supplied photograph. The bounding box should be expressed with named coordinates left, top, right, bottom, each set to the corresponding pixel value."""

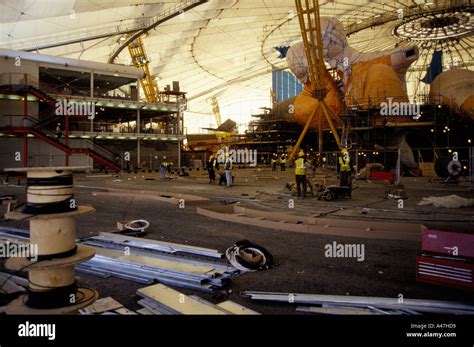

left=318, top=115, right=323, bottom=156
left=65, top=113, right=69, bottom=166
left=137, top=138, right=141, bottom=168
left=23, top=89, right=28, bottom=168
left=90, top=73, right=94, bottom=98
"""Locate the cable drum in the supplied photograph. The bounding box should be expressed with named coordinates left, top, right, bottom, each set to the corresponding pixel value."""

left=225, top=240, right=274, bottom=272
left=447, top=160, right=462, bottom=176
left=23, top=172, right=76, bottom=214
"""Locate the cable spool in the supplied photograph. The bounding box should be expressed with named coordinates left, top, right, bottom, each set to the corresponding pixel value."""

left=124, top=219, right=150, bottom=231
left=447, top=160, right=462, bottom=176
left=24, top=171, right=76, bottom=214
left=225, top=240, right=274, bottom=272
left=3, top=167, right=98, bottom=314
left=435, top=156, right=462, bottom=178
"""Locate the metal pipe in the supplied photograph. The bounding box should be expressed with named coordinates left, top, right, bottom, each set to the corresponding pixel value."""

left=241, top=291, right=474, bottom=312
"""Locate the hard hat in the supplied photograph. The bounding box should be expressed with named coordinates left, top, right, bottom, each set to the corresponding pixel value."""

left=341, top=148, right=348, bottom=153
left=298, top=150, right=305, bottom=157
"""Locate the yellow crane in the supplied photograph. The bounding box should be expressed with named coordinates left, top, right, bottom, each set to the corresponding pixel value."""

left=207, top=96, right=222, bottom=126
left=127, top=35, right=160, bottom=103
left=289, top=0, right=342, bottom=160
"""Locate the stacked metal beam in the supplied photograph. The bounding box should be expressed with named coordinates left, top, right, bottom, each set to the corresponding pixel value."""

left=76, top=233, right=240, bottom=293
left=0, top=227, right=240, bottom=293
left=136, top=283, right=259, bottom=315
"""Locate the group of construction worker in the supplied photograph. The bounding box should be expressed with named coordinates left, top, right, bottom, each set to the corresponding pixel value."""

left=271, top=153, right=287, bottom=171
left=204, top=147, right=352, bottom=194
left=293, top=148, right=352, bottom=198
left=206, top=153, right=233, bottom=187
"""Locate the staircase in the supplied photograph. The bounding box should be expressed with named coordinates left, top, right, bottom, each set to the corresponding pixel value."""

left=0, top=73, right=121, bottom=171
left=11, top=126, right=121, bottom=172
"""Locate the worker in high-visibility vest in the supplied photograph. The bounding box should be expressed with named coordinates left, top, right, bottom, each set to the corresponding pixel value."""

left=294, top=150, right=307, bottom=198
left=280, top=154, right=286, bottom=171
left=337, top=148, right=352, bottom=192
left=271, top=154, right=277, bottom=171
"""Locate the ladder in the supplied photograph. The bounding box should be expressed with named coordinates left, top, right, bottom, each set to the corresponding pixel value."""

left=128, top=36, right=159, bottom=103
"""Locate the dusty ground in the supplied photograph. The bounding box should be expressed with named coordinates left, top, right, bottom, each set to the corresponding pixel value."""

left=1, top=167, right=473, bottom=314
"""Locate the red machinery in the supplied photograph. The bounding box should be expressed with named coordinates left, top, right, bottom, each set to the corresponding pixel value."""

left=416, top=229, right=474, bottom=290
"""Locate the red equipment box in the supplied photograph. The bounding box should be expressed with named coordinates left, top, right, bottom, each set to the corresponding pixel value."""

left=416, top=255, right=473, bottom=290
left=369, top=171, right=395, bottom=182
left=422, top=229, right=474, bottom=259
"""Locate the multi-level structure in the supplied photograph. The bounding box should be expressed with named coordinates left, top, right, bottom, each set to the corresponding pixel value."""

left=0, top=49, right=186, bottom=171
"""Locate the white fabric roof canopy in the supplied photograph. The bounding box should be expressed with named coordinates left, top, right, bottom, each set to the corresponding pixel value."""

left=1, top=0, right=472, bottom=133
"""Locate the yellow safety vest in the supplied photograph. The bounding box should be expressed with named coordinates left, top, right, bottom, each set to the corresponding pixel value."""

left=339, top=156, right=351, bottom=172
left=295, top=157, right=306, bottom=175
left=225, top=158, right=233, bottom=170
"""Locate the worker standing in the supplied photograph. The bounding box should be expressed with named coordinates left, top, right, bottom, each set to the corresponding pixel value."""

left=338, top=148, right=352, bottom=193
left=271, top=154, right=277, bottom=171
left=225, top=153, right=233, bottom=187
left=160, top=156, right=168, bottom=180
left=294, top=150, right=307, bottom=198
left=280, top=154, right=286, bottom=171
left=206, top=155, right=218, bottom=183
left=167, top=161, right=173, bottom=177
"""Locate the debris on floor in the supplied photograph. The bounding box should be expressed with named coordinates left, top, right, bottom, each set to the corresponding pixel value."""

left=418, top=195, right=474, bottom=208
left=80, top=297, right=124, bottom=314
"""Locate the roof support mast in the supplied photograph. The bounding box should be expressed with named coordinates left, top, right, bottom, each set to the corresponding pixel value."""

left=289, top=0, right=342, bottom=160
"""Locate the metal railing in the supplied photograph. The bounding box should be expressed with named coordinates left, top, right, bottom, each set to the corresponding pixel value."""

left=0, top=115, right=117, bottom=163
left=0, top=73, right=40, bottom=89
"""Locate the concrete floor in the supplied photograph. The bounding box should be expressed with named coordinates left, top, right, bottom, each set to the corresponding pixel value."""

left=1, top=167, right=473, bottom=314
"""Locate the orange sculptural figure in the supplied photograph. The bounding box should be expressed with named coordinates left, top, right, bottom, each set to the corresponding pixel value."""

left=429, top=69, right=474, bottom=119
left=285, top=17, right=419, bottom=129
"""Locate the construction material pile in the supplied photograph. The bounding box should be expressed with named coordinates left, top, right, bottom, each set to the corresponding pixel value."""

left=77, top=232, right=241, bottom=293
left=137, top=283, right=258, bottom=315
